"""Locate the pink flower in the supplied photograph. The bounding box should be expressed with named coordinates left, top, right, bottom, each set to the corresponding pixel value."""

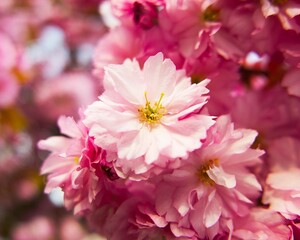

left=84, top=52, right=214, bottom=173
left=39, top=115, right=122, bottom=215
left=160, top=0, right=221, bottom=59
left=263, top=137, right=300, bottom=220
left=230, top=208, right=291, bottom=240
left=154, top=115, right=263, bottom=239
left=264, top=170, right=300, bottom=220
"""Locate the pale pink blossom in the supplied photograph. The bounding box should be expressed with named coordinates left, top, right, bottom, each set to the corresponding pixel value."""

left=264, top=170, right=300, bottom=220
left=39, top=115, right=122, bottom=215
left=154, top=115, right=263, bottom=239
left=263, top=137, right=300, bottom=220
left=84, top=53, right=215, bottom=175
left=231, top=208, right=291, bottom=240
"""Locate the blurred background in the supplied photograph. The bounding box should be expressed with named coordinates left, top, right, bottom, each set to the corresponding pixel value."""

left=0, top=0, right=108, bottom=239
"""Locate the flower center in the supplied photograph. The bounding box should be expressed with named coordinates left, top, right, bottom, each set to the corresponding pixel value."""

left=138, top=92, right=165, bottom=127
left=196, top=158, right=219, bottom=186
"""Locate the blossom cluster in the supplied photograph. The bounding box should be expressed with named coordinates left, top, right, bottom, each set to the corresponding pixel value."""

left=39, top=0, right=300, bottom=239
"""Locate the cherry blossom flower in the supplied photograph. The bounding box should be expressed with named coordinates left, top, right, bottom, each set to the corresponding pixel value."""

left=263, top=137, right=300, bottom=220
left=84, top=52, right=215, bottom=173
left=39, top=115, right=123, bottom=215
left=230, top=208, right=292, bottom=240
left=154, top=115, right=263, bottom=239
left=27, top=0, right=300, bottom=239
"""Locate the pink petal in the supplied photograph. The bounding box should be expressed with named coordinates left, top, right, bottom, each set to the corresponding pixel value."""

left=143, top=52, right=176, bottom=100
left=58, top=116, right=84, bottom=139
left=104, top=59, right=144, bottom=105
left=38, top=137, right=71, bottom=153
left=173, top=187, right=192, bottom=216
left=170, top=223, right=195, bottom=237
left=118, top=127, right=152, bottom=160
left=267, top=171, right=300, bottom=191
left=85, top=101, right=140, bottom=132
left=41, top=155, right=75, bottom=175
left=203, top=190, right=222, bottom=228
left=224, top=129, right=258, bottom=155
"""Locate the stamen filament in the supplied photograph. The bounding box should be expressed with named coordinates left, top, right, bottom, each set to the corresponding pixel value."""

left=138, top=92, right=166, bottom=127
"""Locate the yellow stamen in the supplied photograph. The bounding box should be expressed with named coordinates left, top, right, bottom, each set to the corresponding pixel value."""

left=138, top=92, right=166, bottom=127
